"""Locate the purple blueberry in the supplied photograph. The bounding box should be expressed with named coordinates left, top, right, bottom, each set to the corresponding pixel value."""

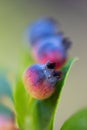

left=32, top=35, right=71, bottom=69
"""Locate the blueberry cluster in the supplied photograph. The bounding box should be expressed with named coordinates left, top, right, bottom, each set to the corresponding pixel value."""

left=23, top=17, right=72, bottom=100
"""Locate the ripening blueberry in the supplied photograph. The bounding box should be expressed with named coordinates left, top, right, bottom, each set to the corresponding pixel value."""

left=32, top=36, right=71, bottom=69
left=0, top=115, right=19, bottom=130
left=0, top=104, right=19, bottom=130
left=23, top=62, right=62, bottom=100
left=26, top=17, right=72, bottom=69
left=26, top=17, right=60, bottom=46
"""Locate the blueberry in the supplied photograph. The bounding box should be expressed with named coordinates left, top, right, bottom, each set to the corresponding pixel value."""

left=23, top=62, right=62, bottom=100
left=0, top=115, right=18, bottom=130
left=32, top=36, right=67, bottom=69
left=26, top=17, right=60, bottom=45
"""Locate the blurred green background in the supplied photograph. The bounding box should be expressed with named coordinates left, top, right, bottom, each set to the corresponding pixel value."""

left=0, top=0, right=87, bottom=129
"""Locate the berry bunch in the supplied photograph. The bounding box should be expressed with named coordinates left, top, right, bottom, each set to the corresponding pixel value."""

left=23, top=17, right=72, bottom=100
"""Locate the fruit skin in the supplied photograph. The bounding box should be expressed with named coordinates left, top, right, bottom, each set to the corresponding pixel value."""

left=32, top=36, right=68, bottom=69
left=26, top=17, right=59, bottom=45
left=23, top=62, right=62, bottom=100
left=26, top=17, right=72, bottom=69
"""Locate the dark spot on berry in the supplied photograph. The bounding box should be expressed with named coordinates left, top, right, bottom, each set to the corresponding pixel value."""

left=46, top=62, right=56, bottom=69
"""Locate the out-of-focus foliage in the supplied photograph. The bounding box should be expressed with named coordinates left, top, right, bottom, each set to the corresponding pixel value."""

left=0, top=70, right=13, bottom=100
left=0, top=103, right=14, bottom=119
left=61, top=108, right=87, bottom=130
left=0, top=69, right=15, bottom=120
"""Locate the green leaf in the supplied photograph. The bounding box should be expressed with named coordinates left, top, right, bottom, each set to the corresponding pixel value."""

left=50, top=58, right=76, bottom=130
left=14, top=49, right=35, bottom=130
left=14, top=49, right=76, bottom=130
left=61, top=108, right=87, bottom=130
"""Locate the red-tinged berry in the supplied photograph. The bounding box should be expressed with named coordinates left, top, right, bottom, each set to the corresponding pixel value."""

left=23, top=62, right=62, bottom=100
left=32, top=36, right=68, bottom=69
left=0, top=115, right=19, bottom=130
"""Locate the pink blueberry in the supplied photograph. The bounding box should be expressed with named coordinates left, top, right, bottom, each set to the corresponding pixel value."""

left=32, top=36, right=70, bottom=69
left=0, top=115, right=19, bottom=130
left=23, top=62, right=62, bottom=100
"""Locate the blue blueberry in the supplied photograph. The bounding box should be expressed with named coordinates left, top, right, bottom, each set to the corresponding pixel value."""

left=26, top=17, right=60, bottom=45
